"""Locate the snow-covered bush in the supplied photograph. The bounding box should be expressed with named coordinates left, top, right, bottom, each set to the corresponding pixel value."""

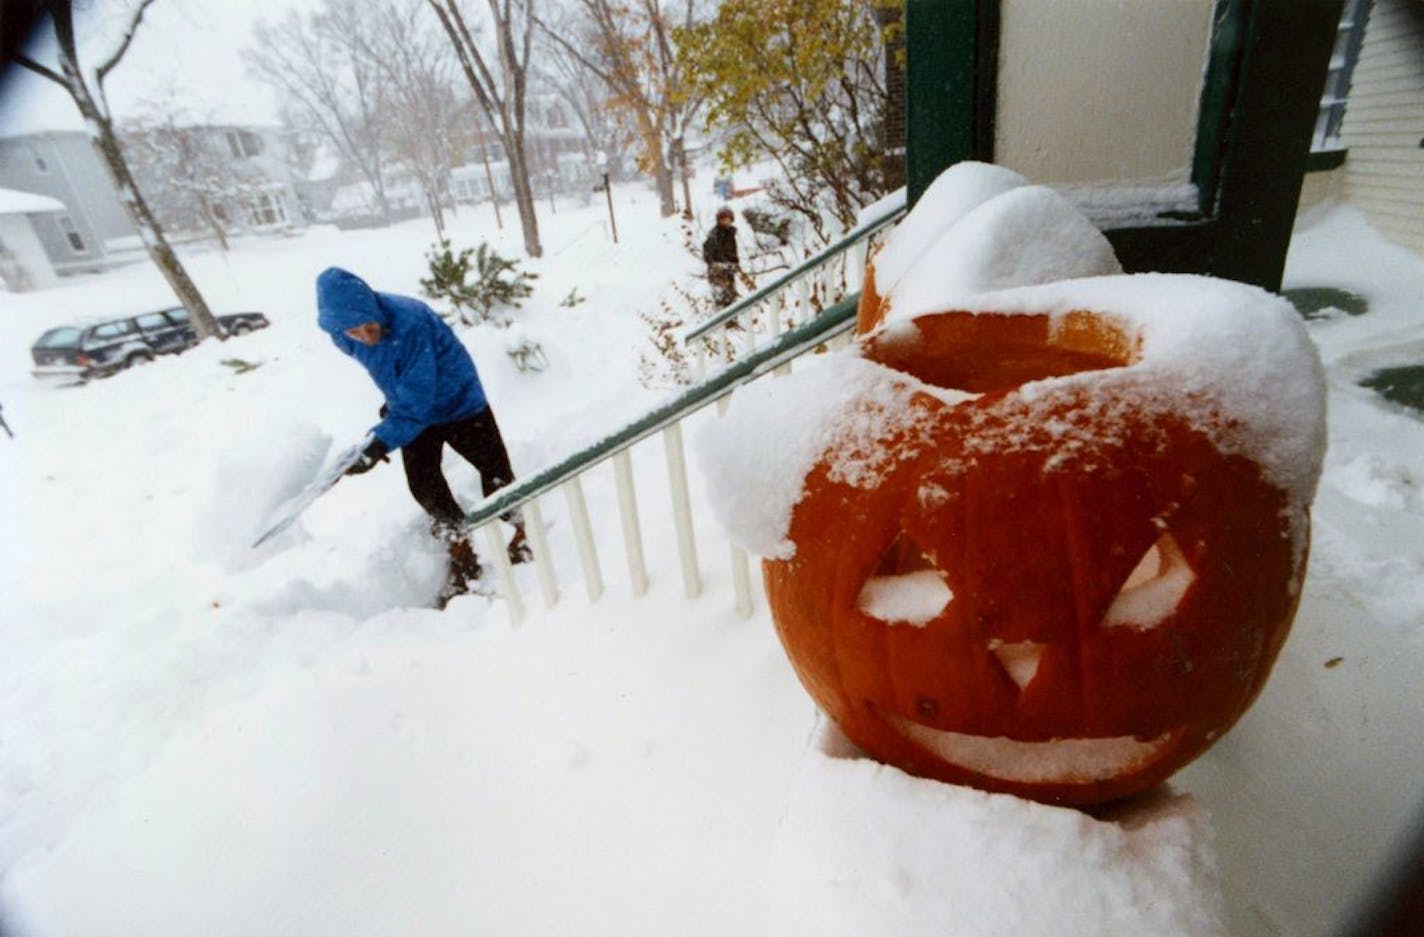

left=420, top=240, right=539, bottom=326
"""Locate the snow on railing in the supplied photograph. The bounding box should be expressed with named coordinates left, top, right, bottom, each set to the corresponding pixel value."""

left=463, top=199, right=902, bottom=624
left=466, top=294, right=861, bottom=624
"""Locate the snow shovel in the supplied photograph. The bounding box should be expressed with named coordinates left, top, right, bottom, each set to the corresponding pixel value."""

left=251, top=436, right=372, bottom=548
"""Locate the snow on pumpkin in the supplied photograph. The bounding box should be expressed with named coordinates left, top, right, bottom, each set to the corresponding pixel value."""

left=858, top=161, right=1122, bottom=332
left=700, top=165, right=1327, bottom=806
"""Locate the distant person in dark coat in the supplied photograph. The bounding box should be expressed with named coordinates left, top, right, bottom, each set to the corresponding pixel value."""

left=316, top=266, right=530, bottom=606
left=702, top=206, right=741, bottom=308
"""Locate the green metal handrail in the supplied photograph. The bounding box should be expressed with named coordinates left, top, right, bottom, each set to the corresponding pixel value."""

left=465, top=293, right=861, bottom=529
left=682, top=192, right=906, bottom=345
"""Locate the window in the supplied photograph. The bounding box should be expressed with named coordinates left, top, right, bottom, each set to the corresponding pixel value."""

left=166, top=308, right=190, bottom=325
left=92, top=320, right=136, bottom=340
left=248, top=192, right=287, bottom=227
left=225, top=129, right=263, bottom=159
left=135, top=313, right=172, bottom=331
left=57, top=216, right=86, bottom=253
left=35, top=327, right=82, bottom=349
left=1312, top=0, right=1373, bottom=152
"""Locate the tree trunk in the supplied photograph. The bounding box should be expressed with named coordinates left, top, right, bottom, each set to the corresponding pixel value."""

left=426, top=186, right=446, bottom=239
left=199, top=197, right=230, bottom=252
left=505, top=133, right=543, bottom=258
left=675, top=137, right=694, bottom=220
left=653, top=154, right=676, bottom=218
left=635, top=119, right=675, bottom=217
left=17, top=1, right=222, bottom=342
left=79, top=90, right=223, bottom=340
left=479, top=135, right=504, bottom=230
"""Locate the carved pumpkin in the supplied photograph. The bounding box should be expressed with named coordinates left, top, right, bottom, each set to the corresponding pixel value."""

left=763, top=304, right=1315, bottom=806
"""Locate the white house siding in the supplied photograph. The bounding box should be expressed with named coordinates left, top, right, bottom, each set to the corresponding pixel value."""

left=0, top=213, right=59, bottom=291
left=1337, top=0, right=1424, bottom=254
left=0, top=132, right=136, bottom=271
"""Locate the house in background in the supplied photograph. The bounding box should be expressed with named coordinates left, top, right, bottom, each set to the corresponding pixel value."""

left=0, top=130, right=135, bottom=275
left=0, top=124, right=308, bottom=279
left=118, top=123, right=308, bottom=241
left=0, top=186, right=65, bottom=291
left=1298, top=0, right=1424, bottom=255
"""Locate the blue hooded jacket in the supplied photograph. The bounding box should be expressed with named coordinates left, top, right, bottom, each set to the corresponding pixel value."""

left=316, top=267, right=488, bottom=450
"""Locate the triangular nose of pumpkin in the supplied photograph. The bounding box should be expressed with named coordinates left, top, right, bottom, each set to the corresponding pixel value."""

left=873, top=531, right=938, bottom=576
left=988, top=639, right=1045, bottom=691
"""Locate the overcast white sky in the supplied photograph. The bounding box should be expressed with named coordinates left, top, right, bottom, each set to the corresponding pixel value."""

left=0, top=0, right=322, bottom=135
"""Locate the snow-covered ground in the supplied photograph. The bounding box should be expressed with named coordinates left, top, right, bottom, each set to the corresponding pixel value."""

left=1, top=181, right=1421, bottom=937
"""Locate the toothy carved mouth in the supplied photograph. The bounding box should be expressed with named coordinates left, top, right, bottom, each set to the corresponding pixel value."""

left=876, top=709, right=1175, bottom=784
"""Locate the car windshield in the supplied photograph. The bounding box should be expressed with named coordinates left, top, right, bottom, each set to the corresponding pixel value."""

left=34, top=327, right=83, bottom=349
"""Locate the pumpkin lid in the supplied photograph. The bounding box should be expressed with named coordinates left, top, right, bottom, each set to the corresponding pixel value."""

left=871, top=161, right=1031, bottom=294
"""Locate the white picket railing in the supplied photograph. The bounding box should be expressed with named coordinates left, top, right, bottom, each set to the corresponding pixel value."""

left=463, top=196, right=907, bottom=623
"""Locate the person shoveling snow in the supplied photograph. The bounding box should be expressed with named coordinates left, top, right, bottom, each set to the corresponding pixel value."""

left=315, top=266, right=531, bottom=607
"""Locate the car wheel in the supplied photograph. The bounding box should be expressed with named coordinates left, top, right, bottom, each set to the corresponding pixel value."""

left=125, top=352, right=154, bottom=369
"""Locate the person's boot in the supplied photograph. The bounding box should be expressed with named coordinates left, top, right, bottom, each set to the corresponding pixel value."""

left=507, top=524, right=533, bottom=565
left=437, top=536, right=484, bottom=609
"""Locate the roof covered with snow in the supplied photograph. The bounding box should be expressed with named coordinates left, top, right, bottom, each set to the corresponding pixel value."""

left=0, top=187, right=65, bottom=215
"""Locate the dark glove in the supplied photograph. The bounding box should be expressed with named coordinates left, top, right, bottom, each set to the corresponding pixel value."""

left=345, top=438, right=390, bottom=475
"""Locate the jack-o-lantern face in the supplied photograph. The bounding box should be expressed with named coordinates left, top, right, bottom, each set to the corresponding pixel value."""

left=764, top=311, right=1306, bottom=806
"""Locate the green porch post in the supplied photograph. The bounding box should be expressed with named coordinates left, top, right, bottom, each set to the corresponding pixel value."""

left=904, top=0, right=992, bottom=207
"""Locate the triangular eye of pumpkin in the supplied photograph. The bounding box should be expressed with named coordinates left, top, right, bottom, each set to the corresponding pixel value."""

left=858, top=532, right=953, bottom=626
left=1101, top=532, right=1196, bottom=630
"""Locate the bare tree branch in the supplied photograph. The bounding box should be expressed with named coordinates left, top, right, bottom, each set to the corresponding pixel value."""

left=95, top=0, right=159, bottom=88
left=427, top=0, right=543, bottom=256
left=12, top=53, right=66, bottom=86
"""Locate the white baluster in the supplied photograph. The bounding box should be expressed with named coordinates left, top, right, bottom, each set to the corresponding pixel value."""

left=483, top=521, right=524, bottom=624
left=714, top=394, right=754, bottom=615
left=612, top=449, right=649, bottom=597
left=662, top=422, right=702, bottom=598
left=525, top=497, right=558, bottom=608
left=562, top=476, right=604, bottom=601
left=730, top=543, right=752, bottom=618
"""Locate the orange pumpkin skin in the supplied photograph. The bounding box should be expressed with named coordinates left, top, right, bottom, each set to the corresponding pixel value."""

left=764, top=312, right=1307, bottom=807
left=856, top=262, right=885, bottom=334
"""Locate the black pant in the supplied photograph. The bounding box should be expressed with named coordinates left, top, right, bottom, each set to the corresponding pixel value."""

left=402, top=407, right=517, bottom=533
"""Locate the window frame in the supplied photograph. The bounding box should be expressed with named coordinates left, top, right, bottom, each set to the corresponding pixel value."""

left=57, top=215, right=87, bottom=254
left=905, top=0, right=1346, bottom=292
left=1310, top=0, right=1373, bottom=155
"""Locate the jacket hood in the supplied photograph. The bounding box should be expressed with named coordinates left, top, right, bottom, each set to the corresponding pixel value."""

left=317, top=267, right=388, bottom=335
